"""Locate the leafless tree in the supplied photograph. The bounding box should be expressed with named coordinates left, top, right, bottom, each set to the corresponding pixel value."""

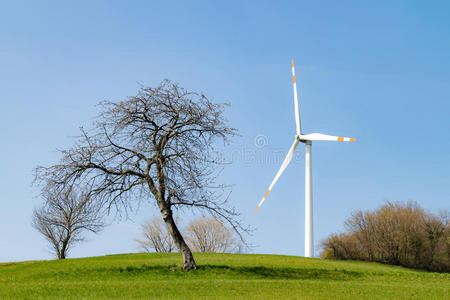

left=34, top=79, right=245, bottom=270
left=32, top=187, right=105, bottom=259
left=185, top=216, right=242, bottom=253
left=136, top=216, right=176, bottom=253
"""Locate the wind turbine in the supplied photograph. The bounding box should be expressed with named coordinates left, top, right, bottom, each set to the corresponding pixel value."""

left=254, top=60, right=355, bottom=258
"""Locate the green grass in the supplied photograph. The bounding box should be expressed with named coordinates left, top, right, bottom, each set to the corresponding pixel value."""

left=0, top=253, right=448, bottom=299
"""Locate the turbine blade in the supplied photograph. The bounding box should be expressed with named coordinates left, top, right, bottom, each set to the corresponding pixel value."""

left=255, top=138, right=300, bottom=213
left=300, top=133, right=356, bottom=142
left=292, top=60, right=302, bottom=135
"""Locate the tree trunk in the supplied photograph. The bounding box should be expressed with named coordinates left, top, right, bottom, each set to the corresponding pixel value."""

left=60, top=240, right=68, bottom=259
left=160, top=205, right=197, bottom=270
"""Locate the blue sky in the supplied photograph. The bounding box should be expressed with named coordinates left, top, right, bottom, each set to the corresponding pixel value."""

left=1, top=0, right=449, bottom=261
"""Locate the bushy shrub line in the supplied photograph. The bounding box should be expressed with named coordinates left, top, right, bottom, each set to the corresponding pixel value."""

left=321, top=201, right=449, bottom=272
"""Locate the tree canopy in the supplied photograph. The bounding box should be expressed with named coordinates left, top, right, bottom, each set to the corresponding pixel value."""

left=35, top=79, right=245, bottom=269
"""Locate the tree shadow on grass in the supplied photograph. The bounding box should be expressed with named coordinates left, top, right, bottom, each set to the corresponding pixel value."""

left=109, top=264, right=362, bottom=281
left=26, top=264, right=362, bottom=281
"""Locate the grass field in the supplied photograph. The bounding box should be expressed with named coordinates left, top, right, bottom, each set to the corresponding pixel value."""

left=0, top=253, right=448, bottom=299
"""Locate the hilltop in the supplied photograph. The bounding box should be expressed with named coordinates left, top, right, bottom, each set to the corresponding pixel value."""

left=0, top=253, right=448, bottom=299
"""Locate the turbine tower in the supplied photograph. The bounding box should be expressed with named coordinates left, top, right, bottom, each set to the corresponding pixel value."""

left=254, top=60, right=355, bottom=258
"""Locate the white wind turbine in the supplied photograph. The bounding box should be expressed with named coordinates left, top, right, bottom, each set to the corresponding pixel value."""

left=254, top=60, right=355, bottom=258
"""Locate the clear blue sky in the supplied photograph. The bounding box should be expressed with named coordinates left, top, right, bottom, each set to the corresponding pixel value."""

left=1, top=0, right=449, bottom=261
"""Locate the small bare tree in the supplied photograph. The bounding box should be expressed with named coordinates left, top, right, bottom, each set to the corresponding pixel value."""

left=185, top=216, right=241, bottom=253
left=32, top=188, right=105, bottom=259
left=136, top=216, right=175, bottom=253
left=34, top=80, right=246, bottom=269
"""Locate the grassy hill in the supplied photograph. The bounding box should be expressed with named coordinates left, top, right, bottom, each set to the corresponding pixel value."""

left=0, top=253, right=448, bottom=299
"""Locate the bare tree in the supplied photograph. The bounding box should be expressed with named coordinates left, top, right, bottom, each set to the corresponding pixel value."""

left=136, top=216, right=175, bottom=253
left=32, top=187, right=105, bottom=259
left=185, top=216, right=242, bottom=253
left=34, top=79, right=245, bottom=270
